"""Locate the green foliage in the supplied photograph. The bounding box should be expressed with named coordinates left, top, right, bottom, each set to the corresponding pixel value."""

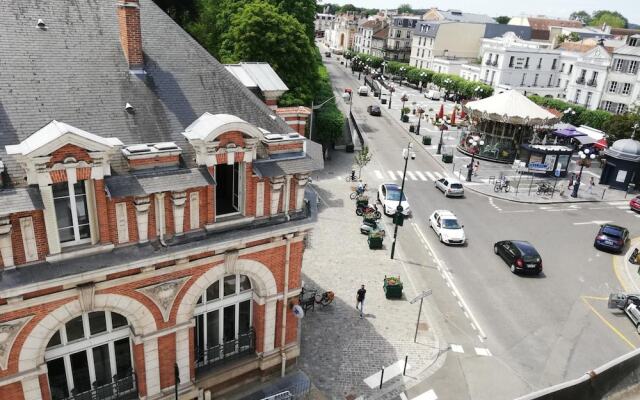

left=354, top=146, right=372, bottom=175
left=152, top=0, right=198, bottom=25
left=271, top=0, right=317, bottom=41
left=528, top=95, right=612, bottom=131
left=220, top=1, right=318, bottom=104
left=313, top=63, right=345, bottom=145
left=569, top=10, right=591, bottom=24
left=495, top=16, right=510, bottom=24
left=397, top=3, right=413, bottom=14
left=338, top=3, right=357, bottom=13
left=602, top=112, right=640, bottom=143
left=589, top=10, right=628, bottom=28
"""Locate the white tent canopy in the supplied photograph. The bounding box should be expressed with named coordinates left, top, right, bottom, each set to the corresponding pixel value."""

left=463, top=90, right=559, bottom=126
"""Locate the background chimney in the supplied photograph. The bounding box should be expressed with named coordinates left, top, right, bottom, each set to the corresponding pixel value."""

left=117, top=0, right=143, bottom=70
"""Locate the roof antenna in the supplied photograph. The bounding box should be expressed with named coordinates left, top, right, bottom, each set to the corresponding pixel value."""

left=124, top=103, right=134, bottom=113
left=37, top=19, right=46, bottom=29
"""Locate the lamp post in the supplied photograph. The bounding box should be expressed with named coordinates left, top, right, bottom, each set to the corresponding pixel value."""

left=571, top=148, right=596, bottom=198
left=388, top=84, right=395, bottom=109
left=381, top=61, right=387, bottom=77
left=415, top=106, right=424, bottom=135
left=466, top=137, right=484, bottom=182
left=399, top=67, right=406, bottom=86
left=352, top=55, right=359, bottom=75
left=632, top=123, right=639, bottom=139
left=419, top=72, right=426, bottom=93
left=563, top=107, right=576, bottom=123
left=391, top=142, right=415, bottom=260
left=443, top=78, right=451, bottom=100
left=400, top=93, right=408, bottom=120
left=437, top=123, right=445, bottom=154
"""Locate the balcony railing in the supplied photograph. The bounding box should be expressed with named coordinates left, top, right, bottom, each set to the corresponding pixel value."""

left=491, top=60, right=498, bottom=66
left=62, top=371, right=138, bottom=400
left=576, top=77, right=585, bottom=84
left=195, top=328, right=255, bottom=373
left=587, top=79, right=597, bottom=87
left=485, top=59, right=492, bottom=65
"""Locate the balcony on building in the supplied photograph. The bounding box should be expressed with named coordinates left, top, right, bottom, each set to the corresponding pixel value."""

left=587, top=79, right=597, bottom=87
left=576, top=77, right=585, bottom=84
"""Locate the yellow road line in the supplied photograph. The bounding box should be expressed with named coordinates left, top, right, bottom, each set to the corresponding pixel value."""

left=613, top=252, right=629, bottom=292
left=582, top=295, right=609, bottom=301
left=581, top=296, right=636, bottom=350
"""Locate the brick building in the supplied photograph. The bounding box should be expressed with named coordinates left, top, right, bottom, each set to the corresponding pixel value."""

left=0, top=1, right=322, bottom=400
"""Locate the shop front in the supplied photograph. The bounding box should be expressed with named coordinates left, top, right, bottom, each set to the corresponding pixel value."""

left=518, top=144, right=573, bottom=177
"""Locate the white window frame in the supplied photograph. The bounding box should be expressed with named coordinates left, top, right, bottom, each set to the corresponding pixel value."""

left=622, top=82, right=632, bottom=95
left=608, top=81, right=618, bottom=93
left=52, top=180, right=92, bottom=247
left=614, top=59, right=624, bottom=72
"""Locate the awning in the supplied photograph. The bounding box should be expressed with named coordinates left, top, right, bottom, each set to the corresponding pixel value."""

left=553, top=124, right=586, bottom=138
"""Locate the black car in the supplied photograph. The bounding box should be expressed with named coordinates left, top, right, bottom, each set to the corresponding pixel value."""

left=594, top=224, right=629, bottom=253
left=325, top=51, right=331, bottom=58
left=367, top=105, right=381, bottom=116
left=494, top=240, right=543, bottom=275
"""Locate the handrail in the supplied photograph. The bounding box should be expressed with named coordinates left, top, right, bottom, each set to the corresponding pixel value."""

left=63, top=371, right=137, bottom=400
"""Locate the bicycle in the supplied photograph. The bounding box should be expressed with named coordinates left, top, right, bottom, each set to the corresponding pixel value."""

left=494, top=180, right=511, bottom=192
left=349, top=183, right=367, bottom=199
left=298, top=287, right=335, bottom=312
left=345, top=172, right=358, bottom=182
left=536, top=182, right=554, bottom=195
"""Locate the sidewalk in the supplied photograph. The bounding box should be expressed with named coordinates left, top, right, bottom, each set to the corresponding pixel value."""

left=332, top=60, right=637, bottom=205
left=617, top=237, right=640, bottom=294
left=298, top=151, right=445, bottom=400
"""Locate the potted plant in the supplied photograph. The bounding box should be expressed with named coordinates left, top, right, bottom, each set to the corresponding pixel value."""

left=422, top=136, right=432, bottom=145
left=401, top=114, right=410, bottom=123
left=368, top=229, right=384, bottom=249
left=383, top=275, right=403, bottom=299
left=442, top=153, right=453, bottom=163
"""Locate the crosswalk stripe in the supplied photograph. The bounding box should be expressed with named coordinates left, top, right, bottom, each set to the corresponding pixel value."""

left=406, top=171, right=417, bottom=181
left=608, top=201, right=630, bottom=206
left=434, top=172, right=443, bottom=179
left=374, top=170, right=384, bottom=179
left=397, top=171, right=404, bottom=180
left=475, top=347, right=492, bottom=356
left=450, top=344, right=464, bottom=353
left=388, top=170, right=397, bottom=180
left=413, top=389, right=438, bottom=400
left=425, top=172, right=436, bottom=181
left=415, top=171, right=427, bottom=181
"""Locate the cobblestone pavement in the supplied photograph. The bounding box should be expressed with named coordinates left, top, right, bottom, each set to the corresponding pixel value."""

left=298, top=153, right=444, bottom=400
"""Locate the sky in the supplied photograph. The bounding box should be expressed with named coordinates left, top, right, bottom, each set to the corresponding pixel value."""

left=320, top=1, right=640, bottom=25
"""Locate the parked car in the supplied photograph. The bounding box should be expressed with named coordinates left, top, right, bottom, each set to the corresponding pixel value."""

left=377, top=183, right=410, bottom=216
left=434, top=178, right=464, bottom=197
left=367, top=105, right=381, bottom=116
left=608, top=293, right=640, bottom=334
left=494, top=240, right=543, bottom=275
left=358, top=86, right=369, bottom=96
left=424, top=90, right=441, bottom=100
left=630, top=196, right=640, bottom=212
left=325, top=51, right=331, bottom=58
left=429, top=210, right=466, bottom=245
left=594, top=224, right=629, bottom=253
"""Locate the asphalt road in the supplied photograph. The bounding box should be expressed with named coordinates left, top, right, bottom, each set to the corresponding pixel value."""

left=321, top=51, right=639, bottom=399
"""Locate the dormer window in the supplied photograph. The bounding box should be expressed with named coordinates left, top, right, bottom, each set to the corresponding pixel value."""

left=53, top=181, right=91, bottom=245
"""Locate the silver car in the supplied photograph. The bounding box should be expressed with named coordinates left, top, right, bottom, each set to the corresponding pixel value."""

left=434, top=178, right=464, bottom=197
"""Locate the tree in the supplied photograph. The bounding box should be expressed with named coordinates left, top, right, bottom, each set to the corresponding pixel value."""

left=220, top=1, right=318, bottom=104
left=602, top=112, right=640, bottom=144
left=589, top=10, right=628, bottom=28
left=272, top=0, right=317, bottom=41
left=152, top=0, right=198, bottom=25
left=397, top=3, right=413, bottom=14
left=338, top=4, right=357, bottom=13
left=495, top=16, right=510, bottom=24
left=569, top=10, right=591, bottom=25
left=354, top=146, right=372, bottom=178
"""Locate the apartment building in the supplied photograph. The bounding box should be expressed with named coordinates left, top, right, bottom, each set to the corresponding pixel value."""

left=508, top=16, right=582, bottom=41
left=371, top=27, right=390, bottom=58
left=324, top=12, right=363, bottom=52
left=561, top=42, right=611, bottom=110
left=386, top=15, right=421, bottom=61
left=315, top=13, right=336, bottom=37
left=354, top=20, right=387, bottom=55
left=0, top=2, right=322, bottom=400
left=600, top=34, right=640, bottom=114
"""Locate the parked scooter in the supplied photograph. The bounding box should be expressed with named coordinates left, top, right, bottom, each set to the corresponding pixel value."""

left=356, top=203, right=381, bottom=219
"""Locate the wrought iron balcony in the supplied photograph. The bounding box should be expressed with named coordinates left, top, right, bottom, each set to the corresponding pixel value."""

left=491, top=60, right=498, bottom=66
left=62, top=371, right=138, bottom=400
left=587, top=79, right=597, bottom=87
left=576, top=77, right=585, bottom=84
left=195, top=328, right=255, bottom=373
left=485, top=59, right=492, bottom=65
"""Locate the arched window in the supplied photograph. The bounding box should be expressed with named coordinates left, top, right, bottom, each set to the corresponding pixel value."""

left=194, top=274, right=254, bottom=370
left=44, top=311, right=136, bottom=400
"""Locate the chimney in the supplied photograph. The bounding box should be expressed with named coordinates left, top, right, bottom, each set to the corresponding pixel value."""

left=117, top=0, right=143, bottom=70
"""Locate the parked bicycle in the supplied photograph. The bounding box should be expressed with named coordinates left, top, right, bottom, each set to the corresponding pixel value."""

left=536, top=182, right=554, bottom=195
left=494, top=179, right=511, bottom=192
left=298, top=287, right=335, bottom=312
left=345, top=170, right=358, bottom=182
left=356, top=203, right=381, bottom=219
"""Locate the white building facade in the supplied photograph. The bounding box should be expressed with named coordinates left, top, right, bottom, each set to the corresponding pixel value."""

left=354, top=20, right=386, bottom=55
left=315, top=13, right=335, bottom=36
left=387, top=15, right=421, bottom=61
left=563, top=44, right=611, bottom=110
left=599, top=35, right=640, bottom=114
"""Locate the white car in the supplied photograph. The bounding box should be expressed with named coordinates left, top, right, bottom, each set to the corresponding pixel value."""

left=358, top=86, right=369, bottom=96
left=424, top=90, right=441, bottom=100
left=434, top=178, right=464, bottom=197
left=429, top=210, right=466, bottom=245
left=377, top=183, right=410, bottom=216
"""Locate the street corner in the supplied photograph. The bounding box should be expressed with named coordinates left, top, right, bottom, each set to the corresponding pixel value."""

left=581, top=295, right=640, bottom=350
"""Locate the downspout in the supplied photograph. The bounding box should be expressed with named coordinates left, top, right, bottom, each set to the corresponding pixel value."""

left=284, top=176, right=292, bottom=221
left=280, top=234, right=292, bottom=377
left=157, top=193, right=167, bottom=247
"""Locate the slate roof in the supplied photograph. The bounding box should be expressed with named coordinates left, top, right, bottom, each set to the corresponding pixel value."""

left=0, top=0, right=293, bottom=183
left=253, top=141, right=323, bottom=178
left=436, top=9, right=494, bottom=24
left=105, top=167, right=215, bottom=198
left=413, top=22, right=440, bottom=38
left=484, top=24, right=532, bottom=40
left=0, top=187, right=44, bottom=215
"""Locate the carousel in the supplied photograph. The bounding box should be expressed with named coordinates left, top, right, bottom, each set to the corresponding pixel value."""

left=458, top=90, right=560, bottom=164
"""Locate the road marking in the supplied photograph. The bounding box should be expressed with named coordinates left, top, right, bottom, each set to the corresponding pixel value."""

left=412, top=389, right=438, bottom=400
left=499, top=210, right=535, bottom=213
left=425, top=171, right=436, bottom=181
left=415, top=171, right=427, bottom=181
left=406, top=171, right=417, bottom=181
left=581, top=296, right=636, bottom=350
left=474, top=347, right=492, bottom=356
left=434, top=172, right=444, bottom=179
left=388, top=171, right=397, bottom=180
left=608, top=201, right=630, bottom=206
left=397, top=171, right=404, bottom=179
left=363, top=359, right=409, bottom=388
left=374, top=170, right=384, bottom=179
left=400, top=393, right=409, bottom=400
left=450, top=344, right=464, bottom=353
left=573, top=220, right=612, bottom=226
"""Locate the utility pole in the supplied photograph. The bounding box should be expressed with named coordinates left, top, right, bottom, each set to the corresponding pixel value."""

left=390, top=142, right=413, bottom=260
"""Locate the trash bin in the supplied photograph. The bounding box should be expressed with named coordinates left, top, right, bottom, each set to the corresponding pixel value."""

left=346, top=144, right=354, bottom=153
left=409, top=125, right=415, bottom=133
left=381, top=99, right=387, bottom=105
left=383, top=276, right=403, bottom=299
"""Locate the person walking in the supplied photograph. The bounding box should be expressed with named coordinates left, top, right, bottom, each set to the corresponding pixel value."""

left=356, top=285, right=366, bottom=318
left=568, top=173, right=575, bottom=190
left=473, top=161, right=480, bottom=176
left=587, top=176, right=595, bottom=194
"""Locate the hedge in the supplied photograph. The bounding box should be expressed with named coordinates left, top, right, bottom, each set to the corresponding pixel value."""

left=528, top=95, right=611, bottom=130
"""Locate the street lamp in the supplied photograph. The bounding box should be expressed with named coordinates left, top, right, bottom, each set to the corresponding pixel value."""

left=388, top=84, right=395, bottom=109
left=632, top=123, right=639, bottom=139
left=466, top=136, right=484, bottom=182
left=415, top=105, right=425, bottom=135
left=563, top=107, right=576, bottom=122
left=391, top=142, right=415, bottom=260
left=437, top=123, right=446, bottom=154
left=443, top=78, right=451, bottom=100
left=419, top=72, right=426, bottom=93
left=381, top=61, right=387, bottom=77
left=399, top=67, right=406, bottom=86
left=570, top=148, right=596, bottom=198
left=400, top=93, right=408, bottom=120
left=352, top=55, right=360, bottom=75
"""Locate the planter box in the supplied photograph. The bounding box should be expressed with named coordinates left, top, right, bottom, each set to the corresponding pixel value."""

left=401, top=115, right=409, bottom=123
left=383, top=276, right=403, bottom=299
left=422, top=136, right=432, bottom=145
left=368, top=236, right=383, bottom=249
left=442, top=154, right=453, bottom=163
left=356, top=198, right=369, bottom=208
left=381, top=99, right=387, bottom=104
left=409, top=125, right=415, bottom=133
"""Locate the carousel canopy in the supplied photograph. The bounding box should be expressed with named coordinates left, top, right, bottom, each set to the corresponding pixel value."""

left=463, top=90, right=559, bottom=126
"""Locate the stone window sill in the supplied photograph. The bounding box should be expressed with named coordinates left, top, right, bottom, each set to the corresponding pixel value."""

left=205, top=215, right=255, bottom=233
left=46, top=243, right=115, bottom=263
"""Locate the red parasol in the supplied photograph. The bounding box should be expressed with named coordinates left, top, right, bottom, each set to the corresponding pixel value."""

left=594, top=137, right=608, bottom=150
left=437, top=104, right=444, bottom=119
left=460, top=109, right=466, bottom=119
left=450, top=109, right=456, bottom=125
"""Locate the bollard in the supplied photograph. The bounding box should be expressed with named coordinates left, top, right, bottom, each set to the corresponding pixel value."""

left=602, top=188, right=607, bottom=200
left=379, top=367, right=385, bottom=389
left=403, top=355, right=408, bottom=376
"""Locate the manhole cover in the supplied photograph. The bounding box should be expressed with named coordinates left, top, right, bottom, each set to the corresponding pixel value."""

left=418, top=322, right=429, bottom=331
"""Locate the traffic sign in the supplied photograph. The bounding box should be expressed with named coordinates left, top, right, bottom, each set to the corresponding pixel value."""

left=528, top=162, right=548, bottom=172
left=410, top=289, right=433, bottom=304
